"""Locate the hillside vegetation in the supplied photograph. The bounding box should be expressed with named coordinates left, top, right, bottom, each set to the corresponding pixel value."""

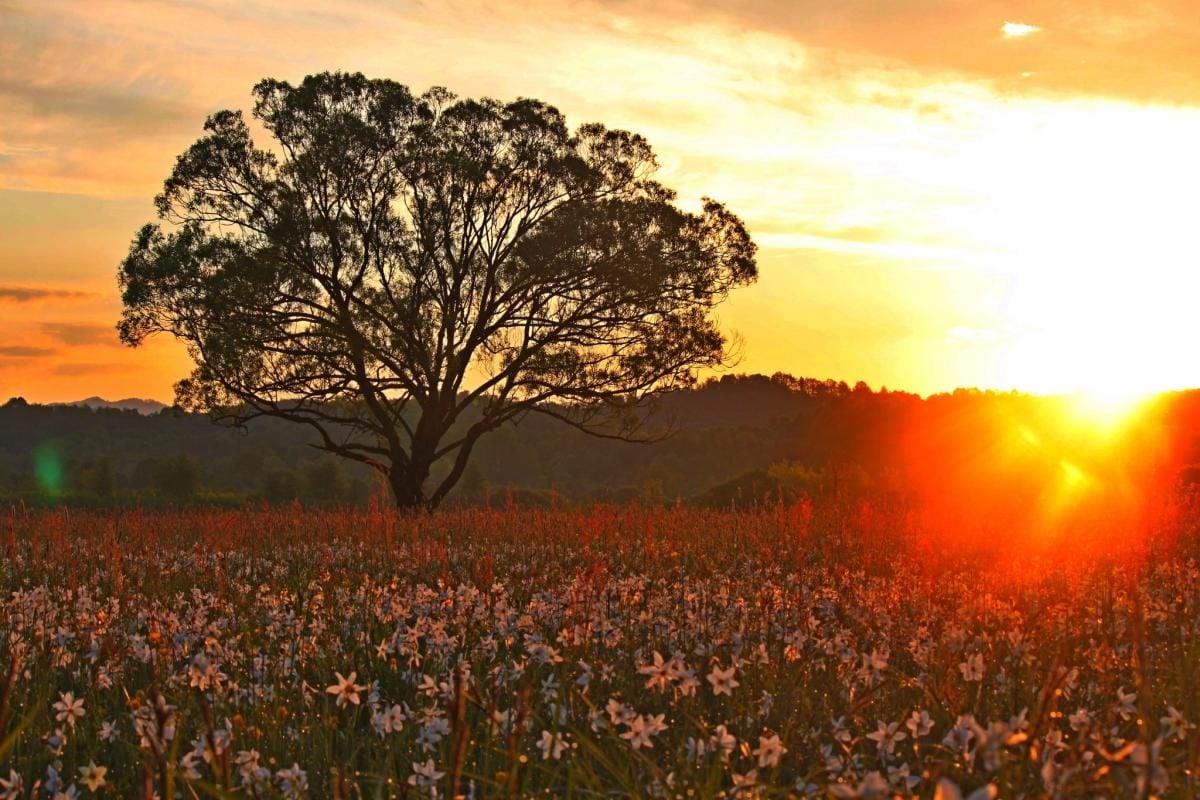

left=5, top=374, right=1200, bottom=513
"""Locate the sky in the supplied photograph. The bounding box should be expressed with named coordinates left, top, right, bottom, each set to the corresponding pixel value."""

left=3, top=0, right=1200, bottom=403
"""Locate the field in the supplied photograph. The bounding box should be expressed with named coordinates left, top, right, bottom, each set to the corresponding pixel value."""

left=3, top=500, right=1200, bottom=798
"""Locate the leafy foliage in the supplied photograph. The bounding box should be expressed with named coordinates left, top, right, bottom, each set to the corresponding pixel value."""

left=118, top=72, right=756, bottom=508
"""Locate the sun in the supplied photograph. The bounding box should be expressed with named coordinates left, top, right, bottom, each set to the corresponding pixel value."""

left=922, top=94, right=1200, bottom=403
left=992, top=327, right=1160, bottom=430
left=993, top=321, right=1178, bottom=420
left=1065, top=385, right=1152, bottom=431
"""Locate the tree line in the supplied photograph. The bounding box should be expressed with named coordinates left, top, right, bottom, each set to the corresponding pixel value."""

left=7, top=374, right=1200, bottom=511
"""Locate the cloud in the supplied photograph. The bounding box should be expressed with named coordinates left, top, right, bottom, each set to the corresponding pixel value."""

left=0, top=77, right=193, bottom=134
left=592, top=0, right=1200, bottom=104
left=0, top=285, right=93, bottom=302
left=1001, top=21, right=1042, bottom=39
left=0, top=345, right=56, bottom=357
left=3, top=0, right=1198, bottom=200
left=41, top=322, right=118, bottom=346
left=50, top=362, right=130, bottom=376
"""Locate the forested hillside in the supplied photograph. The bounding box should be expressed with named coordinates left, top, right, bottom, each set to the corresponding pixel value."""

left=5, top=374, right=1200, bottom=508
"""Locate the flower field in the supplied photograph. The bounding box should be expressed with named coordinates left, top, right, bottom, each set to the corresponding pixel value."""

left=3, top=501, right=1200, bottom=798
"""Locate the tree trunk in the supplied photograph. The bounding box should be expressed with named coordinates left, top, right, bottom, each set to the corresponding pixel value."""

left=388, top=465, right=431, bottom=511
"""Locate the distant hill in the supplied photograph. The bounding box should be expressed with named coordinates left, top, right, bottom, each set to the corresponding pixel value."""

left=3, top=374, right=1200, bottom=509
left=0, top=374, right=872, bottom=507
left=55, top=396, right=168, bottom=415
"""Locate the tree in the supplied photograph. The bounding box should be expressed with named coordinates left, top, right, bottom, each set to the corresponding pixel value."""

left=305, top=459, right=350, bottom=505
left=155, top=454, right=202, bottom=500
left=263, top=469, right=300, bottom=504
left=118, top=72, right=757, bottom=509
left=75, top=456, right=116, bottom=498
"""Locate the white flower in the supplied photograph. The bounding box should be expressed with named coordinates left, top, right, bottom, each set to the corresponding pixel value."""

left=959, top=653, right=985, bottom=682
left=537, top=729, right=568, bottom=760
left=606, top=697, right=635, bottom=726
left=416, top=674, right=439, bottom=697
left=372, top=704, right=406, bottom=735
left=676, top=666, right=700, bottom=697
left=408, top=759, right=444, bottom=789
left=235, top=750, right=271, bottom=789
left=638, top=651, right=673, bottom=692
left=866, top=720, right=907, bottom=756
left=732, top=769, right=759, bottom=793
left=53, top=691, right=85, bottom=730
left=78, top=762, right=106, bottom=792
left=621, top=713, right=666, bottom=750
left=622, top=716, right=654, bottom=750
left=0, top=770, right=23, bottom=800
left=98, top=720, right=117, bottom=742
left=325, top=671, right=365, bottom=708
left=188, top=653, right=225, bottom=691
left=907, top=709, right=934, bottom=737
left=526, top=641, right=563, bottom=665
left=1162, top=706, right=1190, bottom=741
left=275, top=763, right=308, bottom=799
left=863, top=648, right=888, bottom=672
left=180, top=750, right=203, bottom=781
left=754, top=733, right=786, bottom=768
left=711, top=724, right=737, bottom=759
left=707, top=664, right=739, bottom=696
left=888, top=763, right=921, bottom=792
left=943, top=714, right=978, bottom=753
left=1116, top=687, right=1138, bottom=721
left=415, top=718, right=450, bottom=752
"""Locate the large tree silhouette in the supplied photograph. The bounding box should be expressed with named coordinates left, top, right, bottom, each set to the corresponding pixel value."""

left=118, top=72, right=757, bottom=508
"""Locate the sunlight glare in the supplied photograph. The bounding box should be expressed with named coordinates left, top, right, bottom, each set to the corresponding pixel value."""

left=1064, top=386, right=1153, bottom=432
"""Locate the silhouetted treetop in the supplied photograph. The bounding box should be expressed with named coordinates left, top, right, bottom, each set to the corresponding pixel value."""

left=118, top=72, right=757, bottom=508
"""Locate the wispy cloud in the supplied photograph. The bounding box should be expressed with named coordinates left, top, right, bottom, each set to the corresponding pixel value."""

left=51, top=362, right=130, bottom=377
left=2, top=0, right=1196, bottom=199
left=41, top=321, right=117, bottom=346
left=0, top=345, right=55, bottom=357
left=1001, top=21, right=1042, bottom=39
left=610, top=1, right=1200, bottom=102
left=0, top=285, right=93, bottom=302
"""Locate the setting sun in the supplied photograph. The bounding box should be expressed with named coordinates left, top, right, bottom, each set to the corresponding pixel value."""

left=1064, top=387, right=1155, bottom=432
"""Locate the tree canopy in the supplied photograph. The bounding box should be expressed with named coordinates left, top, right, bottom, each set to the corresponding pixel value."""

left=118, top=72, right=757, bottom=508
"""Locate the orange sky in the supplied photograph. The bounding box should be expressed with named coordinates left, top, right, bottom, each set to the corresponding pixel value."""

left=3, top=0, right=1200, bottom=403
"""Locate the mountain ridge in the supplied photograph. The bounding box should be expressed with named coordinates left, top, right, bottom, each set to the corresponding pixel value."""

left=55, top=396, right=168, bottom=415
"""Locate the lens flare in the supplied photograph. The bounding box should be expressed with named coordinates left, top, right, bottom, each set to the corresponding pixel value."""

left=34, top=445, right=64, bottom=492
